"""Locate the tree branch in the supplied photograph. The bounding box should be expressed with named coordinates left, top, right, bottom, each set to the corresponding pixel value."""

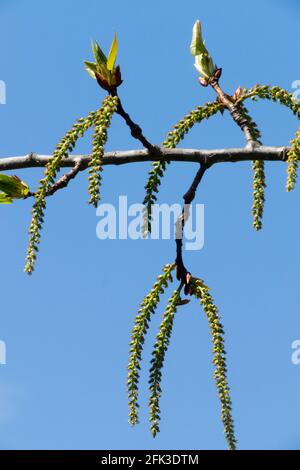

left=175, top=163, right=207, bottom=287
left=0, top=146, right=289, bottom=172
left=110, top=89, right=159, bottom=153
left=211, top=82, right=261, bottom=148
left=46, top=160, right=84, bottom=196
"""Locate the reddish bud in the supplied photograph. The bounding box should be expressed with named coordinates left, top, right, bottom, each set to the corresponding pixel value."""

left=232, top=85, right=243, bottom=102
left=214, top=67, right=222, bottom=81
left=199, top=77, right=209, bottom=87
left=114, top=65, right=123, bottom=87
left=95, top=72, right=111, bottom=92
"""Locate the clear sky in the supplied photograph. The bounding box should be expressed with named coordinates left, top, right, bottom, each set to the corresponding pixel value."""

left=0, top=0, right=300, bottom=451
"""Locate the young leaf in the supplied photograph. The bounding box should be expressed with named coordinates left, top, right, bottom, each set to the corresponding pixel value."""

left=84, top=61, right=97, bottom=79
left=0, top=174, right=29, bottom=199
left=107, top=33, right=118, bottom=71
left=190, top=20, right=206, bottom=56
left=0, top=192, right=12, bottom=204
left=92, top=40, right=107, bottom=66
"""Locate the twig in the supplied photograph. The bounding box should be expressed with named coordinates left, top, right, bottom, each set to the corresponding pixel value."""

left=0, top=146, right=289, bottom=172
left=175, top=163, right=207, bottom=287
left=211, top=82, right=261, bottom=148
left=110, top=89, right=159, bottom=153
left=46, top=160, right=83, bottom=196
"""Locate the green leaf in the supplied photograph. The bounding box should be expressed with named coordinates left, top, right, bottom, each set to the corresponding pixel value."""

left=194, top=53, right=215, bottom=79
left=0, top=192, right=12, bottom=204
left=190, top=20, right=206, bottom=56
left=92, top=40, right=107, bottom=66
left=97, top=63, right=110, bottom=81
left=0, top=174, right=30, bottom=199
left=84, top=60, right=97, bottom=79
left=107, top=33, right=118, bottom=71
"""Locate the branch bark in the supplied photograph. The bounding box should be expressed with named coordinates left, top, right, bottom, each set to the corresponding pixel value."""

left=0, top=146, right=289, bottom=172
left=110, top=89, right=159, bottom=153
left=211, top=82, right=261, bottom=148
left=175, top=163, right=207, bottom=287
left=46, top=160, right=84, bottom=196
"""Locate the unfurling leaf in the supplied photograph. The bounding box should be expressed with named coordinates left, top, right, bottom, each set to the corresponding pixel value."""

left=0, top=193, right=12, bottom=204
left=85, top=34, right=122, bottom=90
left=190, top=20, right=216, bottom=81
left=190, top=20, right=206, bottom=56
left=0, top=174, right=30, bottom=202
left=107, top=33, right=118, bottom=71
left=92, top=40, right=107, bottom=66
left=84, top=61, right=98, bottom=79
left=194, top=53, right=215, bottom=80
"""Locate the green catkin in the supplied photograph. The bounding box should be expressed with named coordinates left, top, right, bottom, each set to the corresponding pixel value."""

left=235, top=102, right=266, bottom=230
left=240, top=85, right=300, bottom=193
left=236, top=104, right=266, bottom=231
left=286, top=127, right=300, bottom=192
left=252, top=160, right=266, bottom=231
left=142, top=160, right=168, bottom=237
left=88, top=95, right=119, bottom=207
left=191, top=278, right=237, bottom=451
left=241, top=85, right=300, bottom=118
left=24, top=111, right=97, bottom=274
left=163, top=101, right=224, bottom=148
left=142, top=101, right=224, bottom=236
left=148, top=286, right=182, bottom=437
left=238, top=102, right=262, bottom=145
left=127, top=264, right=175, bottom=426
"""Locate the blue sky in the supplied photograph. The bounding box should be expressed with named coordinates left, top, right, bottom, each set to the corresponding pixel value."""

left=0, top=0, right=299, bottom=450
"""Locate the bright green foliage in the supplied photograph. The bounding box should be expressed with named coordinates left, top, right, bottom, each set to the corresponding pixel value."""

left=286, top=127, right=300, bottom=192
left=190, top=19, right=207, bottom=56
left=106, top=33, right=118, bottom=71
left=0, top=193, right=12, bottom=204
left=190, top=277, right=236, bottom=450
left=0, top=174, right=30, bottom=204
left=142, top=100, right=224, bottom=235
left=88, top=96, right=119, bottom=207
left=127, top=263, right=175, bottom=426
left=148, top=285, right=182, bottom=437
left=84, top=34, right=121, bottom=90
left=252, top=160, right=266, bottom=231
left=190, top=20, right=216, bottom=81
left=24, top=111, right=97, bottom=274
